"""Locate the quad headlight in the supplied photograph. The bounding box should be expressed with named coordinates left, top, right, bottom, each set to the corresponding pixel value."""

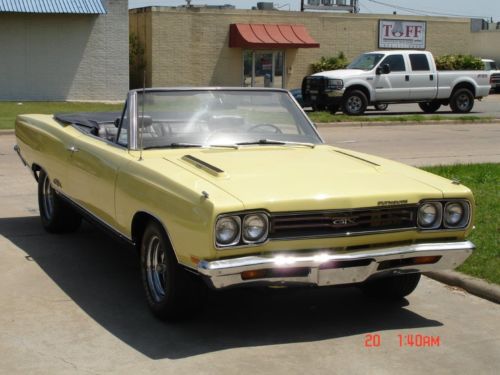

left=444, top=201, right=470, bottom=228
left=215, top=216, right=241, bottom=246
left=215, top=212, right=269, bottom=248
left=417, top=202, right=442, bottom=229
left=242, top=214, right=269, bottom=243
left=418, top=200, right=470, bottom=230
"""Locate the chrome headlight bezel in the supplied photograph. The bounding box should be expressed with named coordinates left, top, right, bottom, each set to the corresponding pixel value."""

left=242, top=213, right=269, bottom=244
left=215, top=216, right=241, bottom=247
left=444, top=201, right=471, bottom=229
left=417, top=202, right=442, bottom=229
left=215, top=211, right=270, bottom=249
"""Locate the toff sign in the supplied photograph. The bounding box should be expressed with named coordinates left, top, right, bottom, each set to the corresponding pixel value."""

left=379, top=20, right=426, bottom=49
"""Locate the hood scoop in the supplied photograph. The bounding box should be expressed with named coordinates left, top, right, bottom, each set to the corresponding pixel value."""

left=181, top=155, right=225, bottom=177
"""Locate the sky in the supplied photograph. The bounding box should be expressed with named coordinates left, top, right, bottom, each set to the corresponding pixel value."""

left=128, top=0, right=500, bottom=21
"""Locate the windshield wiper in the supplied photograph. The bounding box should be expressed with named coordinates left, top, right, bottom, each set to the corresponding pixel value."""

left=236, top=139, right=316, bottom=148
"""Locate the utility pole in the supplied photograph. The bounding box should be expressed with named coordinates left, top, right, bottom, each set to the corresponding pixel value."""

left=301, top=0, right=304, bottom=12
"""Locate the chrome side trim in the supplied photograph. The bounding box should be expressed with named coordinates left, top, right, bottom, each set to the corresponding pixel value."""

left=197, top=241, right=475, bottom=289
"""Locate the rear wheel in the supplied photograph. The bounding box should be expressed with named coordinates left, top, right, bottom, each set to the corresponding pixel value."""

left=38, top=170, right=81, bottom=233
left=342, top=90, right=368, bottom=115
left=418, top=101, right=441, bottom=113
left=450, top=88, right=474, bottom=113
left=359, top=273, right=421, bottom=300
left=140, top=220, right=205, bottom=320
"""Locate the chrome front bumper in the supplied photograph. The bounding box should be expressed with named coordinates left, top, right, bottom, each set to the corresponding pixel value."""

left=197, top=241, right=474, bottom=289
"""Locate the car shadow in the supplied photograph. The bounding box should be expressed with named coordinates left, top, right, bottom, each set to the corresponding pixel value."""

left=0, top=216, right=443, bottom=360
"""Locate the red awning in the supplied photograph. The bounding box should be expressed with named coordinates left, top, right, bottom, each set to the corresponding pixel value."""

left=229, top=23, right=320, bottom=49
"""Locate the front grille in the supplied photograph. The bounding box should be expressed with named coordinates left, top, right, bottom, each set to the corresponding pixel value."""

left=269, top=206, right=417, bottom=239
left=304, top=76, right=326, bottom=92
left=491, top=73, right=500, bottom=84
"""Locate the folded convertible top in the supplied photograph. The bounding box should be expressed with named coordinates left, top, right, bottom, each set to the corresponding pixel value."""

left=54, top=112, right=121, bottom=129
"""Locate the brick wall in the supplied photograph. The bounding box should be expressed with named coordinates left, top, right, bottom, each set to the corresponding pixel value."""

left=130, top=7, right=474, bottom=89
left=0, top=0, right=128, bottom=101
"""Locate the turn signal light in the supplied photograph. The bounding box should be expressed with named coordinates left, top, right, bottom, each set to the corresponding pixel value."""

left=241, top=270, right=267, bottom=280
left=412, top=256, right=441, bottom=265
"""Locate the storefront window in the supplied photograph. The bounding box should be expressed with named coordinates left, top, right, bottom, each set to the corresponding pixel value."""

left=243, top=50, right=284, bottom=88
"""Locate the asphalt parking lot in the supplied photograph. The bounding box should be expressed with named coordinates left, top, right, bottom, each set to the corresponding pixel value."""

left=1, top=129, right=499, bottom=374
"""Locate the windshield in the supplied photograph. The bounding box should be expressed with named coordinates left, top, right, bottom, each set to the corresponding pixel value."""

left=134, top=90, right=322, bottom=149
left=347, top=53, right=385, bottom=71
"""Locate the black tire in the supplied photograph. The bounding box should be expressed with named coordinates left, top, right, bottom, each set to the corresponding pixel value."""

left=38, top=170, right=81, bottom=233
left=328, top=104, right=340, bottom=114
left=418, top=101, right=441, bottom=113
left=374, top=103, right=388, bottom=111
left=342, top=90, right=368, bottom=115
left=359, top=273, right=421, bottom=300
left=140, top=220, right=205, bottom=320
left=449, top=88, right=474, bottom=113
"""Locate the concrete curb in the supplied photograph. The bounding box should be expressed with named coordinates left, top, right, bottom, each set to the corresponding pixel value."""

left=425, top=270, right=500, bottom=304
left=315, top=119, right=500, bottom=128
left=0, top=130, right=15, bottom=135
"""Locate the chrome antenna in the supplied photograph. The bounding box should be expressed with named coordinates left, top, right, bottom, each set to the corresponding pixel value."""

left=139, top=70, right=146, bottom=161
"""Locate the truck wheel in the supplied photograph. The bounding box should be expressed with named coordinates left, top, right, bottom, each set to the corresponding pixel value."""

left=38, top=170, right=81, bottom=233
left=140, top=220, right=205, bottom=320
left=450, top=88, right=474, bottom=113
left=359, top=273, right=421, bottom=300
left=342, top=90, right=368, bottom=115
left=418, top=102, right=441, bottom=113
left=374, top=103, right=388, bottom=111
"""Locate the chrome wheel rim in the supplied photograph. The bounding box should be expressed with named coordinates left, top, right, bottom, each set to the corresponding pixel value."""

left=146, top=235, right=167, bottom=302
left=42, top=174, right=55, bottom=221
left=457, top=94, right=471, bottom=111
left=347, top=96, right=363, bottom=113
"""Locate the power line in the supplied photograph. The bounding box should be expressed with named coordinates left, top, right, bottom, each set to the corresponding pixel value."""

left=367, top=0, right=491, bottom=19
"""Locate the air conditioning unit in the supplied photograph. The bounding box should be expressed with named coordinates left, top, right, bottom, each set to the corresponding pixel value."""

left=257, top=2, right=274, bottom=10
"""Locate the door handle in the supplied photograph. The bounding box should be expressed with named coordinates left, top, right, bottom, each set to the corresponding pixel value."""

left=66, top=145, right=79, bottom=153
left=430, top=74, right=434, bottom=81
left=405, top=75, right=410, bottom=81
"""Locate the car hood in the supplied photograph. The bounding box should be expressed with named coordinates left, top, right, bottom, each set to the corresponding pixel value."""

left=164, top=145, right=449, bottom=211
left=312, top=69, right=367, bottom=79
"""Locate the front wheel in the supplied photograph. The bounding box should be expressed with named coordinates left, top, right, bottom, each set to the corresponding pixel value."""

left=38, top=170, right=81, bottom=233
left=418, top=101, right=441, bottom=113
left=359, top=273, right=421, bottom=300
left=342, top=90, right=368, bottom=115
left=450, top=88, right=474, bottom=113
left=140, top=220, right=205, bottom=320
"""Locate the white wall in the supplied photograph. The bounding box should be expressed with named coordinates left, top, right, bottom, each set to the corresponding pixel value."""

left=0, top=0, right=129, bottom=101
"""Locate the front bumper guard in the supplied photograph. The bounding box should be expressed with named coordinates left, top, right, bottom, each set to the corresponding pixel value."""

left=197, top=241, right=474, bottom=289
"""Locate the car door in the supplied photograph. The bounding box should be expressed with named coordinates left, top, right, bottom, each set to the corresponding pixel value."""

left=408, top=53, right=438, bottom=100
left=65, top=103, right=132, bottom=229
left=373, top=54, right=410, bottom=101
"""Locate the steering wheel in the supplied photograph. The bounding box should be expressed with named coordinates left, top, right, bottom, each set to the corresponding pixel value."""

left=248, top=123, right=283, bottom=134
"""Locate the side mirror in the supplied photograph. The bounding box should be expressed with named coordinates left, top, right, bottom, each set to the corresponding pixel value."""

left=114, top=118, right=121, bottom=128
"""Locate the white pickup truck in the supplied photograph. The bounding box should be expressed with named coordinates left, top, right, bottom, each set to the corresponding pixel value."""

left=302, top=50, right=491, bottom=115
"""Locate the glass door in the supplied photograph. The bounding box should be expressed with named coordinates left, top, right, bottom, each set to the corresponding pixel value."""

left=243, top=50, right=284, bottom=88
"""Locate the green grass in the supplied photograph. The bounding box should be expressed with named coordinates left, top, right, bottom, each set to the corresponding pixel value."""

left=0, top=101, right=123, bottom=129
left=309, top=111, right=492, bottom=124
left=422, top=164, right=499, bottom=284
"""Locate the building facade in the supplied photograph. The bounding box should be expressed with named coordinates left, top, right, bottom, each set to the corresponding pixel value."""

left=130, top=7, right=486, bottom=90
left=0, top=0, right=129, bottom=101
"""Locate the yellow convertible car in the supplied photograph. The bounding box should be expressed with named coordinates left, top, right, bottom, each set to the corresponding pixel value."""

left=15, top=88, right=475, bottom=320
